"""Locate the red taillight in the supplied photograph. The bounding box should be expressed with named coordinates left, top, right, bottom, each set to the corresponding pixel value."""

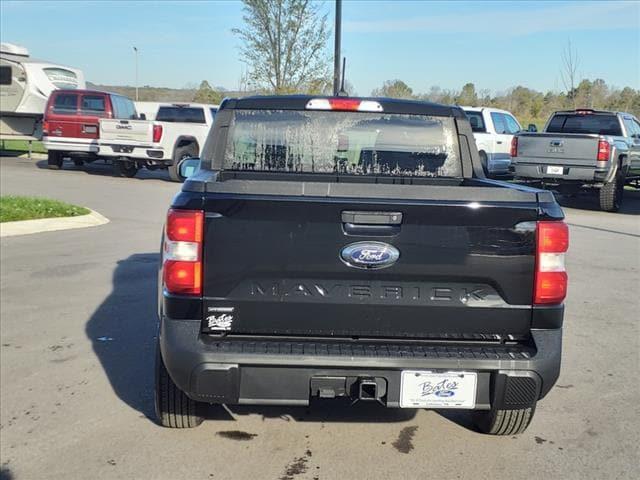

left=510, top=136, right=518, bottom=157
left=596, top=139, right=610, bottom=162
left=153, top=124, right=163, bottom=143
left=42, top=120, right=50, bottom=136
left=328, top=98, right=361, bottom=111
left=305, top=98, right=383, bottom=112
left=534, top=221, right=569, bottom=305
left=163, top=209, right=203, bottom=296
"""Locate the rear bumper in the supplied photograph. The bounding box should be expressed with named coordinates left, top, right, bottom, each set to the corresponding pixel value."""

left=43, top=137, right=99, bottom=153
left=99, top=144, right=167, bottom=161
left=513, top=162, right=607, bottom=183
left=159, top=318, right=562, bottom=409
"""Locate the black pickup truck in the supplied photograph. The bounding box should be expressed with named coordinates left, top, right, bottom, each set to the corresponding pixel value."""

left=156, top=96, right=568, bottom=435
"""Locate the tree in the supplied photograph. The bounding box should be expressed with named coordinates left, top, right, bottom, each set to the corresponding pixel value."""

left=371, top=80, right=414, bottom=99
left=455, top=83, right=478, bottom=106
left=232, top=0, right=330, bottom=93
left=560, top=39, right=580, bottom=108
left=193, top=80, right=223, bottom=104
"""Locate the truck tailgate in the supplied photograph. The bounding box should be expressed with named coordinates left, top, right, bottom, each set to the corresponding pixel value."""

left=99, top=119, right=153, bottom=144
left=517, top=133, right=599, bottom=167
left=201, top=181, right=539, bottom=339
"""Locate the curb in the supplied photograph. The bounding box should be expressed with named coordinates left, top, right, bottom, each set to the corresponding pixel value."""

left=0, top=209, right=110, bottom=238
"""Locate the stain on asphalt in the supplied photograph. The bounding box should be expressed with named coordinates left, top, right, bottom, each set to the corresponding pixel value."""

left=216, top=430, right=257, bottom=441
left=535, top=436, right=547, bottom=444
left=280, top=453, right=310, bottom=480
left=107, top=459, right=116, bottom=466
left=392, top=426, right=418, bottom=454
left=51, top=355, right=77, bottom=364
left=556, top=384, right=574, bottom=389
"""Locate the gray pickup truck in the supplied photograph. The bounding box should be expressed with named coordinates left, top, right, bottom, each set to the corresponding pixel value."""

left=511, top=109, right=640, bottom=211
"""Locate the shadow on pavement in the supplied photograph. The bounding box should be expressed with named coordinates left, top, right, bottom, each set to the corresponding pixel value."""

left=87, top=253, right=418, bottom=425
left=35, top=159, right=172, bottom=182
left=86, top=253, right=160, bottom=420
left=221, top=399, right=417, bottom=423
left=556, top=188, right=640, bottom=215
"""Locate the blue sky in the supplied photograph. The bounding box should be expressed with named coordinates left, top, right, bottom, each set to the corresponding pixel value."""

left=2, top=0, right=638, bottom=95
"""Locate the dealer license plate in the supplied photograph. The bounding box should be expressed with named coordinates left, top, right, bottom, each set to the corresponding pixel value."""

left=400, top=371, right=477, bottom=409
left=546, top=166, right=564, bottom=175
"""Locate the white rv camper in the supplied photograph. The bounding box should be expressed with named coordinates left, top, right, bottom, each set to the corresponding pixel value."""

left=0, top=43, right=85, bottom=141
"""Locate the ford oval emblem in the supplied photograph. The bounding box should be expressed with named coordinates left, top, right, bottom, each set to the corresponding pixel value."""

left=435, top=390, right=455, bottom=398
left=340, top=242, right=400, bottom=270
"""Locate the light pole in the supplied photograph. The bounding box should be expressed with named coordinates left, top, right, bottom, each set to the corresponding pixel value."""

left=333, top=0, right=342, bottom=96
left=133, top=46, right=139, bottom=101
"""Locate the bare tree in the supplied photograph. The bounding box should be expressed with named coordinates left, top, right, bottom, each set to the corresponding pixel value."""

left=233, top=0, right=330, bottom=94
left=560, top=39, right=580, bottom=108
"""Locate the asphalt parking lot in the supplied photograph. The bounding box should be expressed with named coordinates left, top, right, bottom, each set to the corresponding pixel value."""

left=1, top=156, right=638, bottom=480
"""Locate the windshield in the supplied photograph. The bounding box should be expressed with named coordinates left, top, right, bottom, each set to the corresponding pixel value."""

left=221, top=109, right=462, bottom=177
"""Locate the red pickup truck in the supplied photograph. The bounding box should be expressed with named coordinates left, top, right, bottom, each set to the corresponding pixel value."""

left=43, top=89, right=139, bottom=175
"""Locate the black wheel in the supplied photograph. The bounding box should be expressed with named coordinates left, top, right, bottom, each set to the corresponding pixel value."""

left=474, top=404, right=536, bottom=435
left=169, top=144, right=197, bottom=182
left=599, top=169, right=624, bottom=212
left=47, top=151, right=63, bottom=170
left=72, top=158, right=84, bottom=167
left=113, top=159, right=139, bottom=178
left=155, top=345, right=204, bottom=428
left=479, top=151, right=489, bottom=177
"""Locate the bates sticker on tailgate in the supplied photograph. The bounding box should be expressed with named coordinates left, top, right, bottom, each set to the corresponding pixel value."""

left=205, top=307, right=235, bottom=332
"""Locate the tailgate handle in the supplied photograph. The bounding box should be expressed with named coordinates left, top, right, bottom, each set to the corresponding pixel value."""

left=341, top=211, right=402, bottom=225
left=342, top=211, right=402, bottom=237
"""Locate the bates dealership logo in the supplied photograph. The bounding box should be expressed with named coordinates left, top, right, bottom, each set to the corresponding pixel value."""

left=340, top=242, right=400, bottom=269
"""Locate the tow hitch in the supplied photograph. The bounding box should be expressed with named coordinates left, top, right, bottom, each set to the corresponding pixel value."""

left=310, top=376, right=387, bottom=405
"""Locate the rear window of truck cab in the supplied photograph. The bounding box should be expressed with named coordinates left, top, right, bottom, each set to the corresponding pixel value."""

left=222, top=109, right=462, bottom=178
left=80, top=95, right=106, bottom=115
left=52, top=93, right=78, bottom=114
left=547, top=113, right=622, bottom=136
left=464, top=111, right=486, bottom=133
left=156, top=106, right=206, bottom=124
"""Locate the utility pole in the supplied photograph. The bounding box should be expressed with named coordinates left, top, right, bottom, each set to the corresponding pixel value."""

left=133, top=46, right=139, bottom=101
left=333, top=0, right=342, bottom=96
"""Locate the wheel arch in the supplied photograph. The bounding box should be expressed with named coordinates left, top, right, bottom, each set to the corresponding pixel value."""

left=172, top=136, right=199, bottom=158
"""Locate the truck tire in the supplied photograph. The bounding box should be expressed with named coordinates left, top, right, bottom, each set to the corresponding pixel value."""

left=169, top=144, right=197, bottom=182
left=474, top=405, right=535, bottom=435
left=155, top=346, right=204, bottom=428
left=599, top=169, right=624, bottom=212
left=113, top=159, right=139, bottom=178
left=479, top=151, right=489, bottom=177
left=47, top=151, right=63, bottom=170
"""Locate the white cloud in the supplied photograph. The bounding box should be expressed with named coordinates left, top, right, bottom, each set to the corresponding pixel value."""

left=344, top=1, right=640, bottom=36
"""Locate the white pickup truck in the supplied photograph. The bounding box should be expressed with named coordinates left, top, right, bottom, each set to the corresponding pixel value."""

left=462, top=107, right=534, bottom=177
left=99, top=103, right=218, bottom=181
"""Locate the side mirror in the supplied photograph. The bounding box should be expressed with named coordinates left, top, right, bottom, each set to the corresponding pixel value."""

left=527, top=124, right=538, bottom=132
left=138, top=113, right=147, bottom=120
left=179, top=157, right=201, bottom=179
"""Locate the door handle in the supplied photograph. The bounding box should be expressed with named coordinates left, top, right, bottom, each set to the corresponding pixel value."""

left=496, top=141, right=503, bottom=145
